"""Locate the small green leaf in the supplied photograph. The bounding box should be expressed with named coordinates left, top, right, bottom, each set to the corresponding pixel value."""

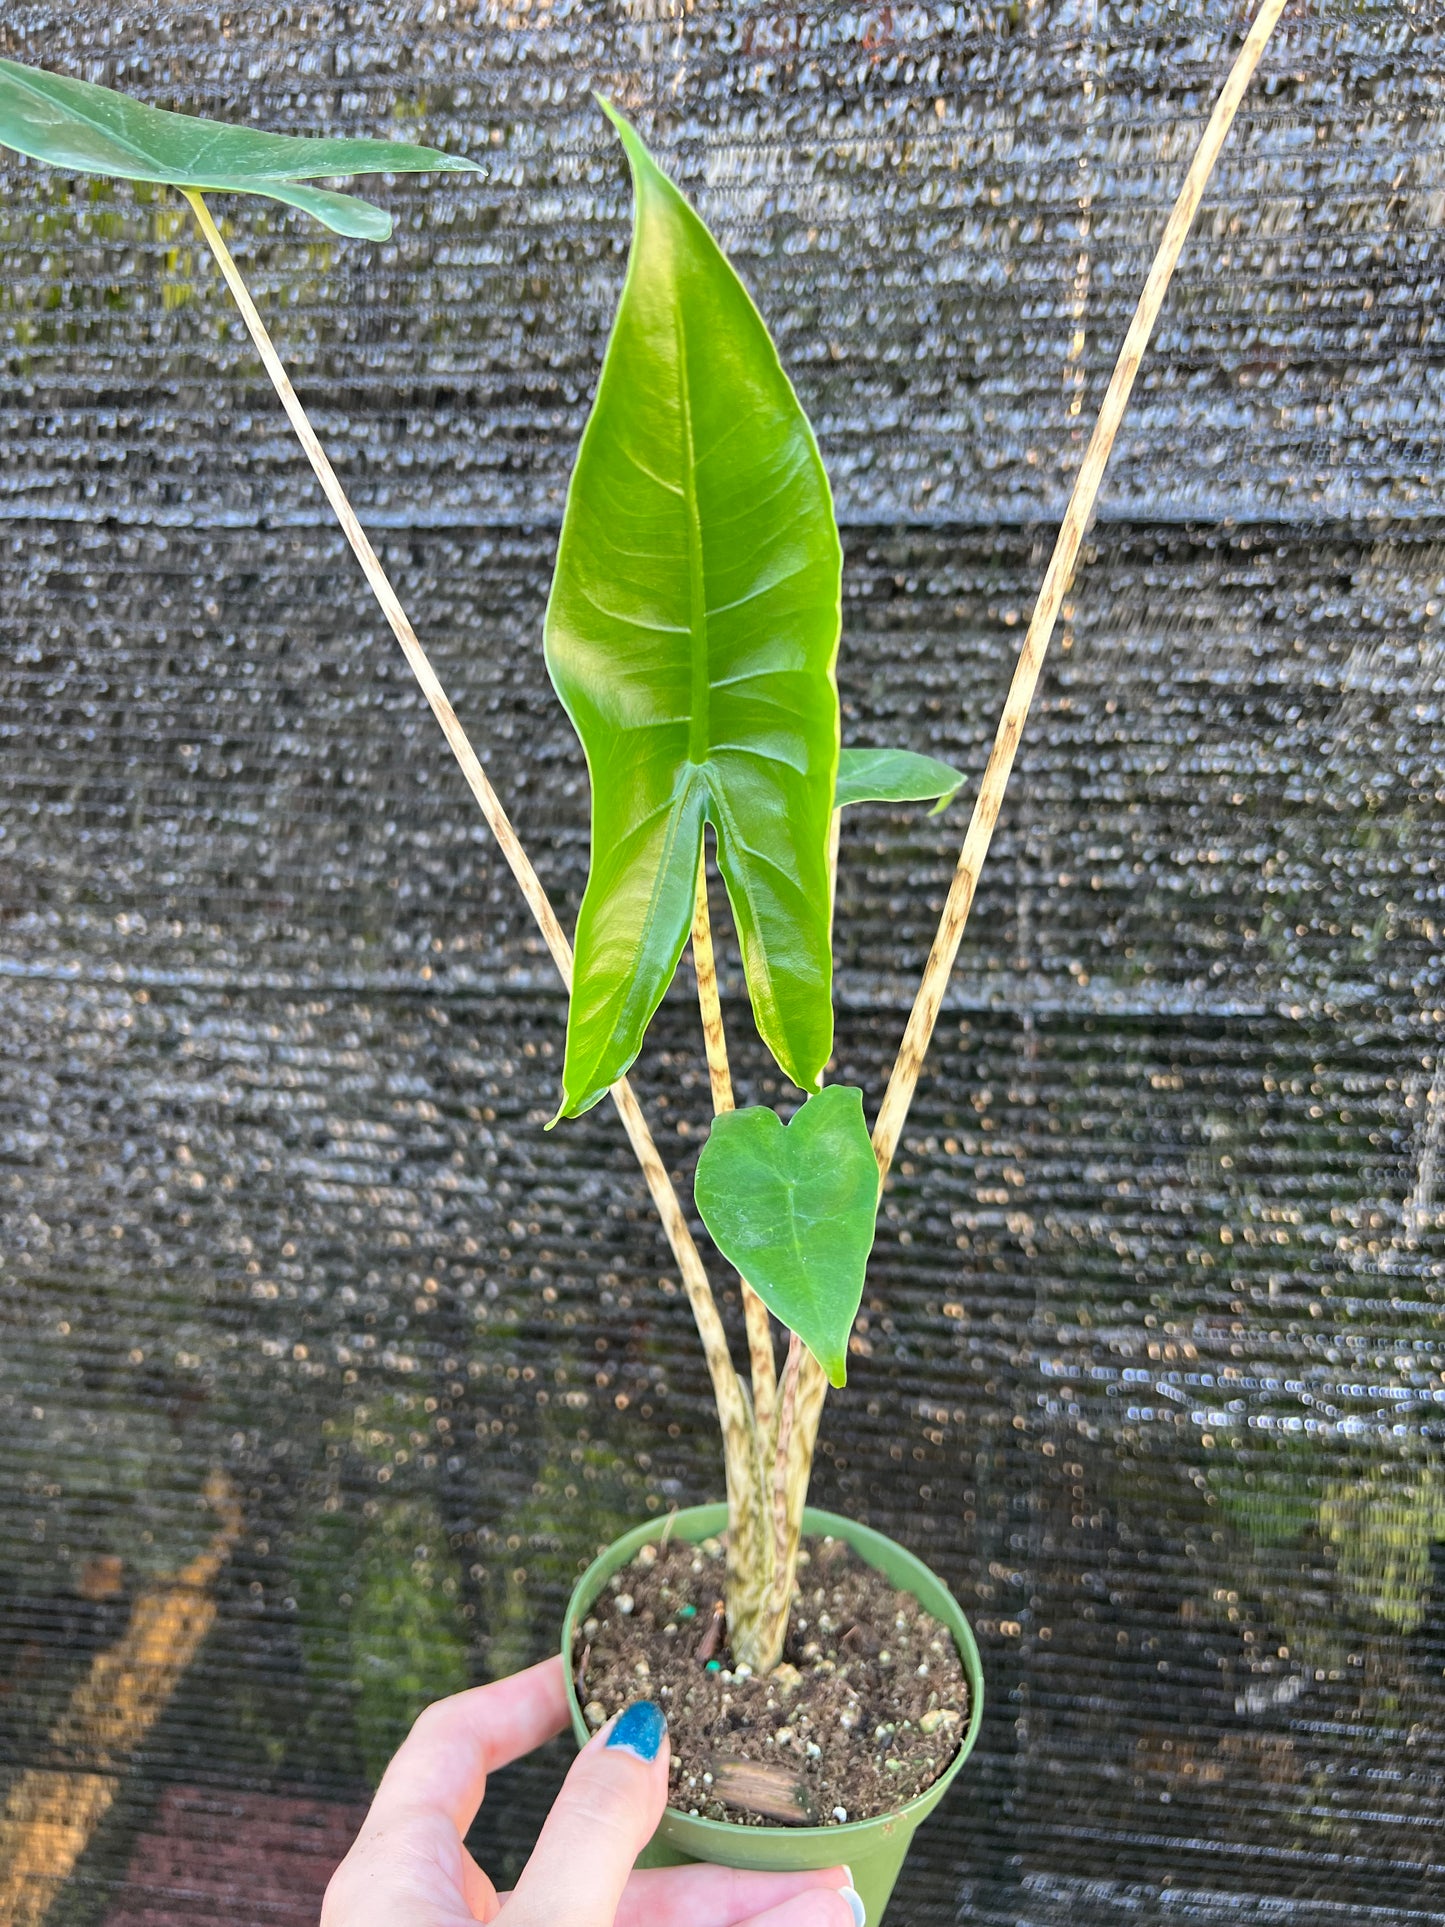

left=835, top=746, right=966, bottom=814
left=545, top=102, right=842, bottom=1117
left=693, top=1086, right=879, bottom=1387
left=0, top=57, right=479, bottom=237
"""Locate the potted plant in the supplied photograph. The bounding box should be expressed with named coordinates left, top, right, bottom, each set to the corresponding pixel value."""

left=537, top=106, right=985, bottom=1916
left=0, top=9, right=1286, bottom=1915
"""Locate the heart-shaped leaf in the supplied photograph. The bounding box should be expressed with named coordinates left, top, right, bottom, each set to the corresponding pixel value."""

left=0, top=57, right=479, bottom=239
left=545, top=103, right=842, bottom=1118
left=835, top=746, right=965, bottom=814
left=693, top=1086, right=879, bottom=1387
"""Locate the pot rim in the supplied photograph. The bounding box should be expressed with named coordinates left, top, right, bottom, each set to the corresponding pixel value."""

left=560, top=1500, right=984, bottom=1845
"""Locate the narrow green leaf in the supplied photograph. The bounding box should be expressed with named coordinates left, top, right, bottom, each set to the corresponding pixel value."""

left=0, top=58, right=479, bottom=238
left=693, top=1086, right=879, bottom=1388
left=545, top=102, right=842, bottom=1118
left=835, top=745, right=966, bottom=814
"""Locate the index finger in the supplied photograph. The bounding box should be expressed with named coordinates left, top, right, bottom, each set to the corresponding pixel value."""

left=368, top=1655, right=570, bottom=1837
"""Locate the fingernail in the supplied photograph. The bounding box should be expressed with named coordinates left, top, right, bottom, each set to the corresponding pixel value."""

left=605, top=1699, right=666, bottom=1762
left=840, top=1887, right=866, bottom=1927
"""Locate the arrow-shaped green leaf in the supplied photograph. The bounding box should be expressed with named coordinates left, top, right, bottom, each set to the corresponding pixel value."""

left=0, top=57, right=479, bottom=238
left=693, top=1086, right=879, bottom=1387
left=545, top=103, right=842, bottom=1118
left=835, top=746, right=966, bottom=814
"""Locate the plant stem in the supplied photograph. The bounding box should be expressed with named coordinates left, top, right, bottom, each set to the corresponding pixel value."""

left=180, top=188, right=748, bottom=1443
left=732, top=809, right=846, bottom=1671
left=763, top=1338, right=829, bottom=1663
left=869, top=0, right=1289, bottom=1187
left=691, top=856, right=778, bottom=1427
left=768, top=1332, right=801, bottom=1609
left=691, top=857, right=735, bottom=1118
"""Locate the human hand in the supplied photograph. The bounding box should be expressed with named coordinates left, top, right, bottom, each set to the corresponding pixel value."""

left=322, top=1656, right=866, bottom=1927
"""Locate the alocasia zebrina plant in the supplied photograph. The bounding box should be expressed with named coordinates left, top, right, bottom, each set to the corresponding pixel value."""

left=3, top=4, right=1293, bottom=1678
left=548, top=107, right=966, bottom=1667
left=0, top=55, right=967, bottom=1676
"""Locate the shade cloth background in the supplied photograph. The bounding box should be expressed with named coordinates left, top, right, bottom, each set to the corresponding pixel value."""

left=2, top=3, right=1443, bottom=1922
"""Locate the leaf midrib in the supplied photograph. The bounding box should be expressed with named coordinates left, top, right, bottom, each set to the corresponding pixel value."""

left=780, top=1173, right=816, bottom=1318
left=669, top=293, right=787, bottom=1046
left=675, top=302, right=711, bottom=768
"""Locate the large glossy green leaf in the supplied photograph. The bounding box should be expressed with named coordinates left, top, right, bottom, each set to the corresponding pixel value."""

left=835, top=745, right=966, bottom=813
left=545, top=103, right=842, bottom=1118
left=693, top=1086, right=879, bottom=1388
left=0, top=58, right=478, bottom=239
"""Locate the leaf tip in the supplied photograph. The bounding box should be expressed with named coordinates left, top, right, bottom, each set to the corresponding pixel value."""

left=592, top=93, right=629, bottom=139
left=353, top=206, right=393, bottom=243
left=593, top=94, right=654, bottom=182
left=551, top=1076, right=613, bottom=1126
left=545, top=1087, right=592, bottom=1129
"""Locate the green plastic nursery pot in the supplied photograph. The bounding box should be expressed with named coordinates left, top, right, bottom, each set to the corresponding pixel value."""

left=562, top=1503, right=984, bottom=1925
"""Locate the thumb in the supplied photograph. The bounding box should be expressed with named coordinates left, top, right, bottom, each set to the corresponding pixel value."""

left=503, top=1701, right=669, bottom=1927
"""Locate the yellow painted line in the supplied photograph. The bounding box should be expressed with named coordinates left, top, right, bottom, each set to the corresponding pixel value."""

left=0, top=1473, right=243, bottom=1927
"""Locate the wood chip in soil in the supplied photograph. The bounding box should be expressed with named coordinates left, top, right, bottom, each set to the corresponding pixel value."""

left=574, top=1533, right=969, bottom=1827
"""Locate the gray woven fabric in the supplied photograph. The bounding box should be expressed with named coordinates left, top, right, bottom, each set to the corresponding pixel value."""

left=2, top=6, right=1442, bottom=1923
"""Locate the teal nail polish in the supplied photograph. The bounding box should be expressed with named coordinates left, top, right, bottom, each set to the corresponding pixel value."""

left=606, top=1699, right=666, bottom=1762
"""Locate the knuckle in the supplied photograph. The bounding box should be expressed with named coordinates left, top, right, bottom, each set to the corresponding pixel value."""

left=406, top=1695, right=456, bottom=1743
